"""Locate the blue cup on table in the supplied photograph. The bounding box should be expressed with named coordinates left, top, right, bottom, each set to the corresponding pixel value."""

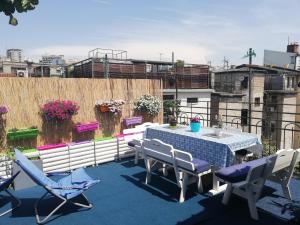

left=190, top=122, right=201, bottom=132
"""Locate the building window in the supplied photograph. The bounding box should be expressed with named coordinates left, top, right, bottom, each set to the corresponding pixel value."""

left=163, top=95, right=174, bottom=100
left=146, top=64, right=152, bottom=73
left=187, top=97, right=198, bottom=107
left=241, top=109, right=248, bottom=126
left=254, top=97, right=260, bottom=107
left=241, top=76, right=248, bottom=89
left=286, top=76, right=295, bottom=89
left=187, top=98, right=198, bottom=103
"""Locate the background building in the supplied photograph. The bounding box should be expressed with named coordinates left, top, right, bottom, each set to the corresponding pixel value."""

left=264, top=43, right=300, bottom=70
left=40, top=55, right=65, bottom=65
left=213, top=64, right=300, bottom=149
left=6, top=49, right=23, bottom=63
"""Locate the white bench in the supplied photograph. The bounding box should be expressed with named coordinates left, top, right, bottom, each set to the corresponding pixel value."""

left=142, top=139, right=211, bottom=202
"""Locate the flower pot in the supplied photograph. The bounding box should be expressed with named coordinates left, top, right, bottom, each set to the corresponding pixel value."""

left=214, top=128, right=222, bottom=137
left=75, top=122, right=99, bottom=133
left=123, top=117, right=143, bottom=127
left=7, top=128, right=39, bottom=141
left=99, top=105, right=110, bottom=113
left=190, top=122, right=201, bottom=132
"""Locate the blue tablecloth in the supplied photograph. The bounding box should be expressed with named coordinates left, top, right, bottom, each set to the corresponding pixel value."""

left=145, top=125, right=262, bottom=168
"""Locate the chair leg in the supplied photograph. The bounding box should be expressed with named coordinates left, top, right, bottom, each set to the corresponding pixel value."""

left=134, top=148, right=139, bottom=165
left=197, top=174, right=203, bottom=193
left=162, top=163, right=168, bottom=176
left=282, top=184, right=292, bottom=200
left=35, top=192, right=67, bottom=224
left=222, top=183, right=233, bottom=205
left=71, top=193, right=93, bottom=208
left=179, top=173, right=188, bottom=203
left=246, top=189, right=259, bottom=220
left=0, top=190, right=22, bottom=217
left=145, top=159, right=152, bottom=184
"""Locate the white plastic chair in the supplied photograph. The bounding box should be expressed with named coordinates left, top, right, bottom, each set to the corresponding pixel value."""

left=266, top=149, right=300, bottom=200
left=127, top=123, right=160, bottom=164
left=171, top=149, right=211, bottom=202
left=142, top=139, right=173, bottom=184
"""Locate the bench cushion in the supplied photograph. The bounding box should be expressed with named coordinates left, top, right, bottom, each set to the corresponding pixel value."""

left=192, top=158, right=210, bottom=173
left=215, top=157, right=267, bottom=183
left=128, top=140, right=142, bottom=147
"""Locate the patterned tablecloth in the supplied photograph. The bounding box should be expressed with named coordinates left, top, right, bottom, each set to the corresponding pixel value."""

left=145, top=125, right=263, bottom=168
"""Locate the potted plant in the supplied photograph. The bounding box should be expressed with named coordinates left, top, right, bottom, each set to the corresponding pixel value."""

left=190, top=117, right=201, bottom=132
left=169, top=115, right=177, bottom=128
left=40, top=100, right=79, bottom=122
left=0, top=106, right=8, bottom=115
left=96, top=100, right=125, bottom=115
left=134, top=94, right=161, bottom=116
left=214, top=114, right=224, bottom=136
left=7, top=126, right=39, bottom=141
left=163, top=99, right=181, bottom=124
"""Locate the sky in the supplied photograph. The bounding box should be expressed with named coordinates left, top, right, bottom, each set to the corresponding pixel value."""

left=0, top=0, right=300, bottom=66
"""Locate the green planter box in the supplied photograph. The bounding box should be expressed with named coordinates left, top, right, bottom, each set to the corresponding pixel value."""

left=94, top=136, right=114, bottom=142
left=7, top=128, right=39, bottom=141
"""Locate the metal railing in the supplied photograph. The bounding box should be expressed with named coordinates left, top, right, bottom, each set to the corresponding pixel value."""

left=163, top=99, right=300, bottom=157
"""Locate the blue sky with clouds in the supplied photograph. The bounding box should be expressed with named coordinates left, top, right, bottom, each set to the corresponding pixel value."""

left=0, top=0, right=299, bottom=65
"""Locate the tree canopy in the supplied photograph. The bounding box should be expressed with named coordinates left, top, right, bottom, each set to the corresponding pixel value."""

left=0, top=0, right=39, bottom=25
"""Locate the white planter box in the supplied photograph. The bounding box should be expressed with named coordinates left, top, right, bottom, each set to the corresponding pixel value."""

left=69, top=141, right=95, bottom=170
left=0, top=156, right=12, bottom=179
left=39, top=137, right=135, bottom=173
left=39, top=146, right=70, bottom=173
left=95, top=139, right=118, bottom=165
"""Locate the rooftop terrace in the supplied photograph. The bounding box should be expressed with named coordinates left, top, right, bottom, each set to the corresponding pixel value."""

left=1, top=158, right=300, bottom=225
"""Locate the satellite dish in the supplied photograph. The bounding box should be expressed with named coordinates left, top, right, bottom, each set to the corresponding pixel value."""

left=239, top=76, right=245, bottom=81
left=18, top=71, right=24, bottom=77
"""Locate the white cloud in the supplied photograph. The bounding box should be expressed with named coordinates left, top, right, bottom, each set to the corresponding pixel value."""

left=27, top=40, right=212, bottom=64
left=91, top=0, right=111, bottom=5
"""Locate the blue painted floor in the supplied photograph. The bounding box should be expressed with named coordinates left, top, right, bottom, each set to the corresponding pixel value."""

left=1, top=158, right=300, bottom=225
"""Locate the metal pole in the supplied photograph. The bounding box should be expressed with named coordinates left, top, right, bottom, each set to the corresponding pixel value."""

left=172, top=52, right=178, bottom=100
left=248, top=48, right=252, bottom=133
left=92, top=58, right=94, bottom=78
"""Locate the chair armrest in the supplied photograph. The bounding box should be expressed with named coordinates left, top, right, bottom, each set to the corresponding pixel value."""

left=46, top=172, right=71, bottom=177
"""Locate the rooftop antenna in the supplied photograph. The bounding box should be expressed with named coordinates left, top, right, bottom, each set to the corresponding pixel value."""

left=159, top=53, right=164, bottom=61
left=223, top=57, right=229, bottom=70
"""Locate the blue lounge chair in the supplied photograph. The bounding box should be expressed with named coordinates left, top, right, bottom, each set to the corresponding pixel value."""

left=0, top=171, right=21, bottom=217
left=14, top=149, right=100, bottom=224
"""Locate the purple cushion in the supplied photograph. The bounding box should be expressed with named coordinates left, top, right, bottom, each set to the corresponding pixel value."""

left=128, top=140, right=141, bottom=147
left=215, top=157, right=267, bottom=183
left=192, top=158, right=211, bottom=173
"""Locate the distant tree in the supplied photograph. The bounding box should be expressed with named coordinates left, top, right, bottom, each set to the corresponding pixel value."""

left=0, top=0, right=39, bottom=25
left=175, top=60, right=185, bottom=68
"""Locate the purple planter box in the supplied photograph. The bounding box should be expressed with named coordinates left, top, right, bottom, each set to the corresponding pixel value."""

left=123, top=116, right=143, bottom=127
left=37, top=143, right=67, bottom=151
left=75, top=122, right=99, bottom=133
left=69, top=140, right=93, bottom=146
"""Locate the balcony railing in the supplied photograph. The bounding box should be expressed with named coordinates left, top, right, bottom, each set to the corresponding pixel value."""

left=163, top=99, right=300, bottom=157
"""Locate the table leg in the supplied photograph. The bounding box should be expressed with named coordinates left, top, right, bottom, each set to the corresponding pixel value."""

left=208, top=166, right=227, bottom=196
